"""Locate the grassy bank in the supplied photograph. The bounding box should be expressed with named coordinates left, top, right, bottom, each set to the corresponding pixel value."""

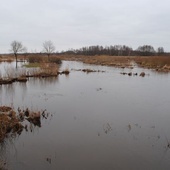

left=57, top=55, right=170, bottom=72
left=1, top=54, right=170, bottom=72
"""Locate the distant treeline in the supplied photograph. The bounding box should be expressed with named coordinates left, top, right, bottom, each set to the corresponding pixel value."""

left=60, top=45, right=169, bottom=56
left=1, top=45, right=170, bottom=57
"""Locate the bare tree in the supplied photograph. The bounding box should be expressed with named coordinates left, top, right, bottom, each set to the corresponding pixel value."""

left=157, top=47, right=164, bottom=55
left=43, top=40, right=55, bottom=61
left=10, top=40, right=26, bottom=68
left=137, top=45, right=155, bottom=56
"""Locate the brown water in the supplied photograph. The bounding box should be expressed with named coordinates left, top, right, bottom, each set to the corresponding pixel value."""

left=1, top=61, right=170, bottom=170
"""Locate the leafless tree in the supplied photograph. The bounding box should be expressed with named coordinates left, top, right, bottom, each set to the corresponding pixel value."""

left=43, top=40, right=55, bottom=61
left=157, top=47, right=164, bottom=55
left=137, top=45, right=155, bottom=56
left=10, top=40, right=26, bottom=68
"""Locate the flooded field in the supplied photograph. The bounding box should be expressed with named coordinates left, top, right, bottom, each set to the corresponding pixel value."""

left=1, top=61, right=170, bottom=170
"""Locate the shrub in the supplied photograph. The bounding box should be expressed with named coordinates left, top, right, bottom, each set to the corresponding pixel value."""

left=49, top=56, right=62, bottom=64
left=28, top=55, right=46, bottom=63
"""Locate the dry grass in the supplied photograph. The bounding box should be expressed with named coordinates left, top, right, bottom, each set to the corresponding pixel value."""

left=0, top=55, right=14, bottom=63
left=28, top=54, right=47, bottom=63
left=0, top=106, right=51, bottom=143
left=40, top=63, right=59, bottom=75
left=57, top=55, right=133, bottom=68
left=26, top=63, right=59, bottom=77
left=57, top=54, right=170, bottom=72
left=49, top=56, right=62, bottom=64
left=0, top=110, right=23, bottom=142
left=133, top=56, right=170, bottom=71
left=26, top=68, right=40, bottom=77
left=18, top=68, right=27, bottom=77
left=83, top=55, right=132, bottom=67
left=1, top=54, right=170, bottom=72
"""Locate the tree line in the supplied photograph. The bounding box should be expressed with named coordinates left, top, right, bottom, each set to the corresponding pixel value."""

left=9, top=40, right=169, bottom=68
left=9, top=40, right=167, bottom=59
left=62, top=45, right=166, bottom=56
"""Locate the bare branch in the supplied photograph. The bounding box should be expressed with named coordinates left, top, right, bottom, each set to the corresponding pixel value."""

left=43, top=40, right=55, bottom=55
left=10, top=41, right=26, bottom=54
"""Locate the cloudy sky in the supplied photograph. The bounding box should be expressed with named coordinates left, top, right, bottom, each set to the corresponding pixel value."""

left=0, top=0, right=170, bottom=53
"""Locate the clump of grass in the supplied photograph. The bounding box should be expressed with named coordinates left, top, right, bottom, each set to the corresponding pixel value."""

left=31, top=63, right=59, bottom=77
left=0, top=110, right=24, bottom=142
left=0, top=106, right=52, bottom=143
left=61, top=68, right=70, bottom=75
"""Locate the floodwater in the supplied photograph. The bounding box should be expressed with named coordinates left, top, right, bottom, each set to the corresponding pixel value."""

left=1, top=61, right=170, bottom=170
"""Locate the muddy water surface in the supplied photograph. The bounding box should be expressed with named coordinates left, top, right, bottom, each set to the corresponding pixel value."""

left=1, top=61, right=170, bottom=170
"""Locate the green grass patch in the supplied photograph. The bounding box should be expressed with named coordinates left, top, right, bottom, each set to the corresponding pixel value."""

left=23, top=63, right=41, bottom=68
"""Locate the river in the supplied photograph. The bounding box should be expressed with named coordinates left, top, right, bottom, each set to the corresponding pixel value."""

left=0, top=61, right=170, bottom=170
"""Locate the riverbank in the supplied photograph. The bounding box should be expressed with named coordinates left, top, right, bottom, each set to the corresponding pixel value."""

left=1, top=54, right=170, bottom=72
left=56, top=55, right=170, bottom=72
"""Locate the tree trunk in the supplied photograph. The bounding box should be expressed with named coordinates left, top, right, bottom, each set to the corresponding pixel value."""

left=48, top=54, right=50, bottom=62
left=15, top=53, right=18, bottom=68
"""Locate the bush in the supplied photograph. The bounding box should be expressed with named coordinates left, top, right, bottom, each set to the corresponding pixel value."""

left=49, top=56, right=62, bottom=64
left=28, top=55, right=46, bottom=63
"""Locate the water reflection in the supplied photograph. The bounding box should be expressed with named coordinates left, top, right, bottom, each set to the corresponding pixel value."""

left=0, top=62, right=23, bottom=77
left=29, top=76, right=59, bottom=87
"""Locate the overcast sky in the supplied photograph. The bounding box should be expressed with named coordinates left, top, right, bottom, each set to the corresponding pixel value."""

left=0, top=0, right=170, bottom=53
